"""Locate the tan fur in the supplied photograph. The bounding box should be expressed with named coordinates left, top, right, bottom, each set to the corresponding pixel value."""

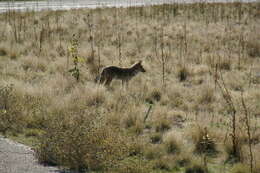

left=99, top=61, right=146, bottom=86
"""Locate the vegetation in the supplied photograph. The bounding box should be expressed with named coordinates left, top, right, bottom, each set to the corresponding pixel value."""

left=0, top=2, right=260, bottom=172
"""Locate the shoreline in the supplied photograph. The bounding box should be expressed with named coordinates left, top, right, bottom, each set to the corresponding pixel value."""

left=0, top=0, right=258, bottom=13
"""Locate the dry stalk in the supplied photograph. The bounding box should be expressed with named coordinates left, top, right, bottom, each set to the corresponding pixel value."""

left=216, top=70, right=240, bottom=161
left=160, top=26, right=166, bottom=88
left=241, top=91, right=253, bottom=173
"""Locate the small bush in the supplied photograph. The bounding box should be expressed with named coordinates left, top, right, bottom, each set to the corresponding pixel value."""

left=190, top=127, right=218, bottom=156
left=0, top=84, right=25, bottom=135
left=36, top=113, right=129, bottom=171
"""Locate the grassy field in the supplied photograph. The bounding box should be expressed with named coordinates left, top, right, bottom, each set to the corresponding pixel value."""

left=0, top=2, right=260, bottom=173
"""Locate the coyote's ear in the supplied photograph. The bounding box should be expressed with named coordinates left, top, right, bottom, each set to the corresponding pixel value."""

left=138, top=60, right=142, bottom=64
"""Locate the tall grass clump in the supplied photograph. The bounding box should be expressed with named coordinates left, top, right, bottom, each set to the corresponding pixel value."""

left=163, top=133, right=181, bottom=155
left=190, top=126, right=218, bottom=156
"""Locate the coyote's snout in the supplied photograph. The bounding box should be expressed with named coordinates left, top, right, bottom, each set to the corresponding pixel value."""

left=99, top=61, right=146, bottom=86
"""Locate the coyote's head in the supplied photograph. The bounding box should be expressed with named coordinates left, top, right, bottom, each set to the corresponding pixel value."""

left=135, top=61, right=146, bottom=72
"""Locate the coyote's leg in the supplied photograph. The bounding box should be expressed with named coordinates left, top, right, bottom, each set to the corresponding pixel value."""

left=99, top=74, right=105, bottom=84
left=121, top=80, right=125, bottom=89
left=121, top=80, right=129, bottom=90
left=105, top=77, right=113, bottom=86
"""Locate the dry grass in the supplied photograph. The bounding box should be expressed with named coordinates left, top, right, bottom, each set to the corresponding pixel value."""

left=0, top=2, right=259, bottom=172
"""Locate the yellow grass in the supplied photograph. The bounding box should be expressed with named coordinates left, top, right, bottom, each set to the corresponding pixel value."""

left=0, top=2, right=260, bottom=172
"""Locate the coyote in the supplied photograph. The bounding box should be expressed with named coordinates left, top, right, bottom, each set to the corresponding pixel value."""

left=99, top=61, right=146, bottom=86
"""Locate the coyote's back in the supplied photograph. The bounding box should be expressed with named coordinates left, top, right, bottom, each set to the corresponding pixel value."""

left=99, top=61, right=145, bottom=86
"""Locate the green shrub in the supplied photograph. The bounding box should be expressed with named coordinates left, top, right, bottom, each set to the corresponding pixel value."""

left=36, top=113, right=129, bottom=171
left=0, top=84, right=25, bottom=135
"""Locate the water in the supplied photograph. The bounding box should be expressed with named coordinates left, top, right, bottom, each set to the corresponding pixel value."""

left=0, top=0, right=258, bottom=13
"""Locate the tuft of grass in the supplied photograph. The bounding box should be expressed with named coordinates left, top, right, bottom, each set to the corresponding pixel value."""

left=174, top=154, right=191, bottom=168
left=114, top=157, right=152, bottom=173
left=163, top=133, right=181, bottom=155
left=145, top=88, right=162, bottom=104
left=224, top=137, right=244, bottom=163
left=85, top=87, right=106, bottom=107
left=25, top=129, right=42, bottom=137
left=123, top=113, right=138, bottom=129
left=144, top=145, right=164, bottom=160
left=0, top=47, right=7, bottom=56
left=9, top=51, right=18, bottom=60
left=246, top=38, right=260, bottom=58
left=185, top=163, right=207, bottom=173
left=150, top=132, right=163, bottom=144
left=152, top=158, right=171, bottom=171
left=218, top=58, right=231, bottom=70
left=198, top=86, right=215, bottom=104
left=177, top=66, right=190, bottom=82
left=155, top=118, right=171, bottom=132
left=128, top=140, right=144, bottom=157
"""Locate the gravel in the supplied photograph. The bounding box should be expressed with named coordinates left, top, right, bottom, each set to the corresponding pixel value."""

left=0, top=136, right=61, bottom=173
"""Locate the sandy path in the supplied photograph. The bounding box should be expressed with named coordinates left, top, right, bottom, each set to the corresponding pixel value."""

left=0, top=136, right=61, bottom=173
